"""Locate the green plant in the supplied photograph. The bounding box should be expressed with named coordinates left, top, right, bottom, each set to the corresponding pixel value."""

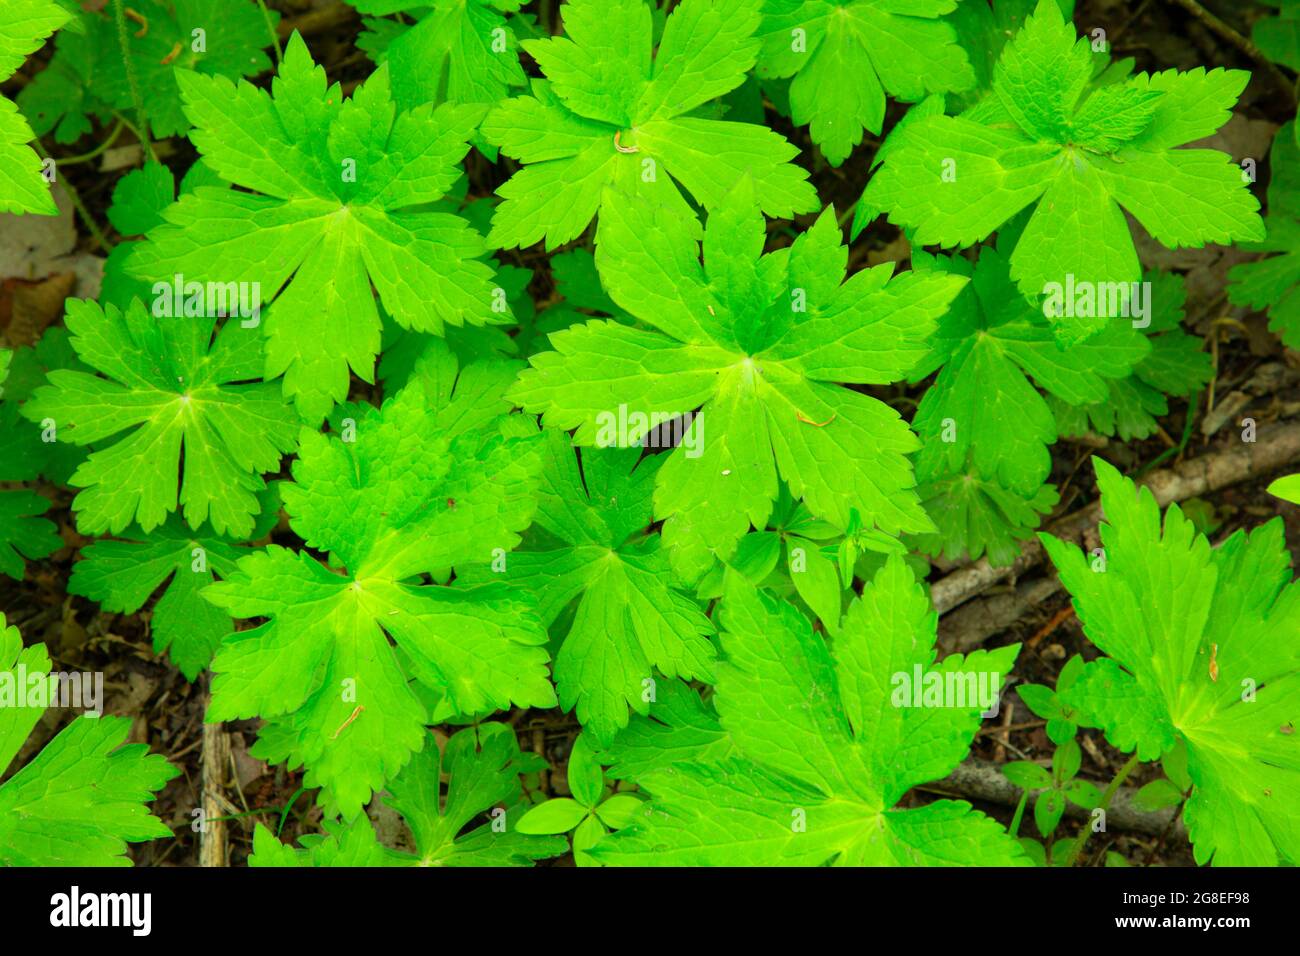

left=515, top=732, right=641, bottom=864
left=250, top=723, right=566, bottom=866
left=1041, top=459, right=1300, bottom=865
left=1228, top=120, right=1300, bottom=349
left=754, top=0, right=975, bottom=166
left=483, top=0, right=817, bottom=249
left=0, top=614, right=178, bottom=865
left=3, top=0, right=1296, bottom=871
left=861, top=0, right=1263, bottom=344
left=595, top=558, right=1025, bottom=865
left=513, top=182, right=964, bottom=581
left=1, top=0, right=72, bottom=214
left=125, top=34, right=505, bottom=420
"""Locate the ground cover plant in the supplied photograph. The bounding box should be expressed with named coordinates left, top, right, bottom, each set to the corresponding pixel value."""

left=0, top=0, right=1298, bottom=868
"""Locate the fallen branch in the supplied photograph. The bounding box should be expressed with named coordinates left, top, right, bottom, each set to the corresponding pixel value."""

left=932, top=420, right=1300, bottom=615
left=1164, top=0, right=1297, bottom=109
left=200, top=683, right=231, bottom=868
left=939, top=577, right=1063, bottom=655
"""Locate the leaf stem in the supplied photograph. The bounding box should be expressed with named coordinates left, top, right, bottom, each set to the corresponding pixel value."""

left=112, top=0, right=156, bottom=163
left=1138, top=389, right=1200, bottom=477
left=257, top=0, right=283, bottom=64
left=54, top=120, right=126, bottom=167
left=31, top=140, right=115, bottom=253
left=1064, top=751, right=1140, bottom=866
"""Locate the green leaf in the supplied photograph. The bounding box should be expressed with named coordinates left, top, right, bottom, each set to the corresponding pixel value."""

left=460, top=429, right=715, bottom=744
left=593, top=557, right=1026, bottom=865
left=1268, top=473, right=1300, bottom=505
left=908, top=244, right=1145, bottom=562
left=1052, top=737, right=1081, bottom=782
left=1003, top=760, right=1052, bottom=790
left=384, top=725, right=567, bottom=865
left=68, top=500, right=278, bottom=680
left=0, top=614, right=178, bottom=865
left=126, top=34, right=505, bottom=420
left=516, top=797, right=589, bottom=834
left=355, top=0, right=528, bottom=112
left=1133, top=778, right=1183, bottom=812
left=252, top=724, right=567, bottom=866
left=1228, top=122, right=1300, bottom=350
left=596, top=679, right=737, bottom=781
left=16, top=8, right=112, bottom=144
left=566, top=732, right=604, bottom=808
left=0, top=488, right=60, bottom=581
left=107, top=162, right=178, bottom=236
left=757, top=0, right=975, bottom=166
left=1051, top=272, right=1210, bottom=442
left=22, top=299, right=300, bottom=538
left=206, top=348, right=555, bottom=818
left=1254, top=1, right=1300, bottom=70
left=483, top=0, right=817, bottom=250
left=1064, top=778, right=1101, bottom=810
left=594, top=792, right=643, bottom=829
left=863, top=0, right=1262, bottom=342
left=913, top=247, right=1148, bottom=496
left=786, top=534, right=842, bottom=629
left=1041, top=458, right=1300, bottom=865
left=1016, top=684, right=1063, bottom=720
left=0, top=327, right=93, bottom=486
left=100, top=0, right=281, bottom=139
left=1033, top=788, right=1065, bottom=837
left=514, top=185, right=963, bottom=580
left=0, top=0, right=72, bottom=214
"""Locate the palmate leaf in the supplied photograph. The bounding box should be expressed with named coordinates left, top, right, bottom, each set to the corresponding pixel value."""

left=0, top=0, right=72, bottom=214
left=904, top=240, right=1145, bottom=565
left=126, top=33, right=507, bottom=421
left=594, top=558, right=1025, bottom=866
left=204, top=346, right=556, bottom=819
left=1041, top=460, right=1300, bottom=866
left=513, top=181, right=964, bottom=581
left=76, top=0, right=280, bottom=140
left=250, top=724, right=566, bottom=867
left=15, top=7, right=112, bottom=144
left=755, top=0, right=975, bottom=166
left=0, top=338, right=74, bottom=582
left=0, top=489, right=61, bottom=582
left=1051, top=271, right=1211, bottom=442
left=1228, top=121, right=1300, bottom=350
left=349, top=0, right=528, bottom=111
left=0, top=327, right=93, bottom=486
left=950, top=0, right=1074, bottom=104
left=0, top=615, right=178, bottom=865
left=483, top=0, right=817, bottom=250
left=596, top=679, right=739, bottom=782
left=461, top=430, right=716, bottom=744
left=21, top=2, right=276, bottom=143
left=862, top=0, right=1263, bottom=344
left=912, top=473, right=1059, bottom=569
left=911, top=243, right=1148, bottom=493
left=22, top=299, right=299, bottom=538
left=68, top=494, right=279, bottom=680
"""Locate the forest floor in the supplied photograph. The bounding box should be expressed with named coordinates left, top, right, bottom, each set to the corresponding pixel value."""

left=1, top=0, right=1297, bottom=866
